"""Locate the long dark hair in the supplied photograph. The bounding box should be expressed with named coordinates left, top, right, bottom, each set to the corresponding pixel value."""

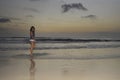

left=30, top=26, right=35, bottom=38
left=30, top=26, right=35, bottom=32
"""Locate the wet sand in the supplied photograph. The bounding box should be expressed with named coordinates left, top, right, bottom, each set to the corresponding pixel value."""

left=0, top=57, right=120, bottom=80
left=0, top=47, right=120, bottom=80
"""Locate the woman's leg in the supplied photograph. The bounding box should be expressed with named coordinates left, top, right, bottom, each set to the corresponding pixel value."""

left=30, top=42, right=33, bottom=56
left=33, top=42, right=35, bottom=49
left=30, top=41, right=35, bottom=56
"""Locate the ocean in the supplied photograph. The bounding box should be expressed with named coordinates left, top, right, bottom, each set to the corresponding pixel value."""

left=0, top=32, right=120, bottom=59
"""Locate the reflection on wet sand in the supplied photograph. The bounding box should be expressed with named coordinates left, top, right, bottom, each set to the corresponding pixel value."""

left=62, top=67, right=69, bottom=76
left=61, top=60, right=71, bottom=77
left=29, top=56, right=36, bottom=80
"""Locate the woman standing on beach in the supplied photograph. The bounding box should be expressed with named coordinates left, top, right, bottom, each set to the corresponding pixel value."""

left=30, top=26, right=35, bottom=56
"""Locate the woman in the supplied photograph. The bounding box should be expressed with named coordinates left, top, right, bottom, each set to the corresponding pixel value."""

left=30, top=26, right=35, bottom=56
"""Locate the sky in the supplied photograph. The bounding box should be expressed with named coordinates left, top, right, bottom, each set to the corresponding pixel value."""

left=0, top=0, right=120, bottom=36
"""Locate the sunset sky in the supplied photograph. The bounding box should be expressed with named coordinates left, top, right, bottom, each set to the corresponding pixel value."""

left=0, top=0, right=120, bottom=36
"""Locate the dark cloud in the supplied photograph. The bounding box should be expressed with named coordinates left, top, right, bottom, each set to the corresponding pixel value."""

left=82, top=15, right=97, bottom=19
left=0, top=18, right=11, bottom=23
left=29, top=0, right=41, bottom=1
left=24, top=7, right=39, bottom=13
left=29, top=0, right=47, bottom=2
left=0, top=16, right=22, bottom=23
left=26, top=15, right=34, bottom=18
left=61, top=3, right=88, bottom=13
left=10, top=17, right=21, bottom=21
left=0, top=16, right=21, bottom=21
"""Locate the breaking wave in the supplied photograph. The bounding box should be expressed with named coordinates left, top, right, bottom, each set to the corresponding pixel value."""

left=0, top=37, right=120, bottom=43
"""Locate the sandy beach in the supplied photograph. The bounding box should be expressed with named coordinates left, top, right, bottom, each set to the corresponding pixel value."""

left=0, top=47, right=120, bottom=80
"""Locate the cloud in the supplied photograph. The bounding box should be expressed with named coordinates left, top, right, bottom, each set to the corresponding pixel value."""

left=29, top=0, right=47, bottom=2
left=24, top=7, right=39, bottom=13
left=29, top=0, right=41, bottom=1
left=61, top=3, right=88, bottom=13
left=26, top=15, right=34, bottom=18
left=0, top=16, right=22, bottom=23
left=10, top=17, right=21, bottom=21
left=0, top=18, right=11, bottom=23
left=0, top=16, right=21, bottom=20
left=81, top=15, right=97, bottom=19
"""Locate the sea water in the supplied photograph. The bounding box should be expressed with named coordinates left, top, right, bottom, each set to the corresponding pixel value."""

left=0, top=32, right=120, bottom=59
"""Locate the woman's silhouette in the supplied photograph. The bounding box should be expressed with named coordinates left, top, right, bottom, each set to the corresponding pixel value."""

left=30, top=26, right=35, bottom=56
